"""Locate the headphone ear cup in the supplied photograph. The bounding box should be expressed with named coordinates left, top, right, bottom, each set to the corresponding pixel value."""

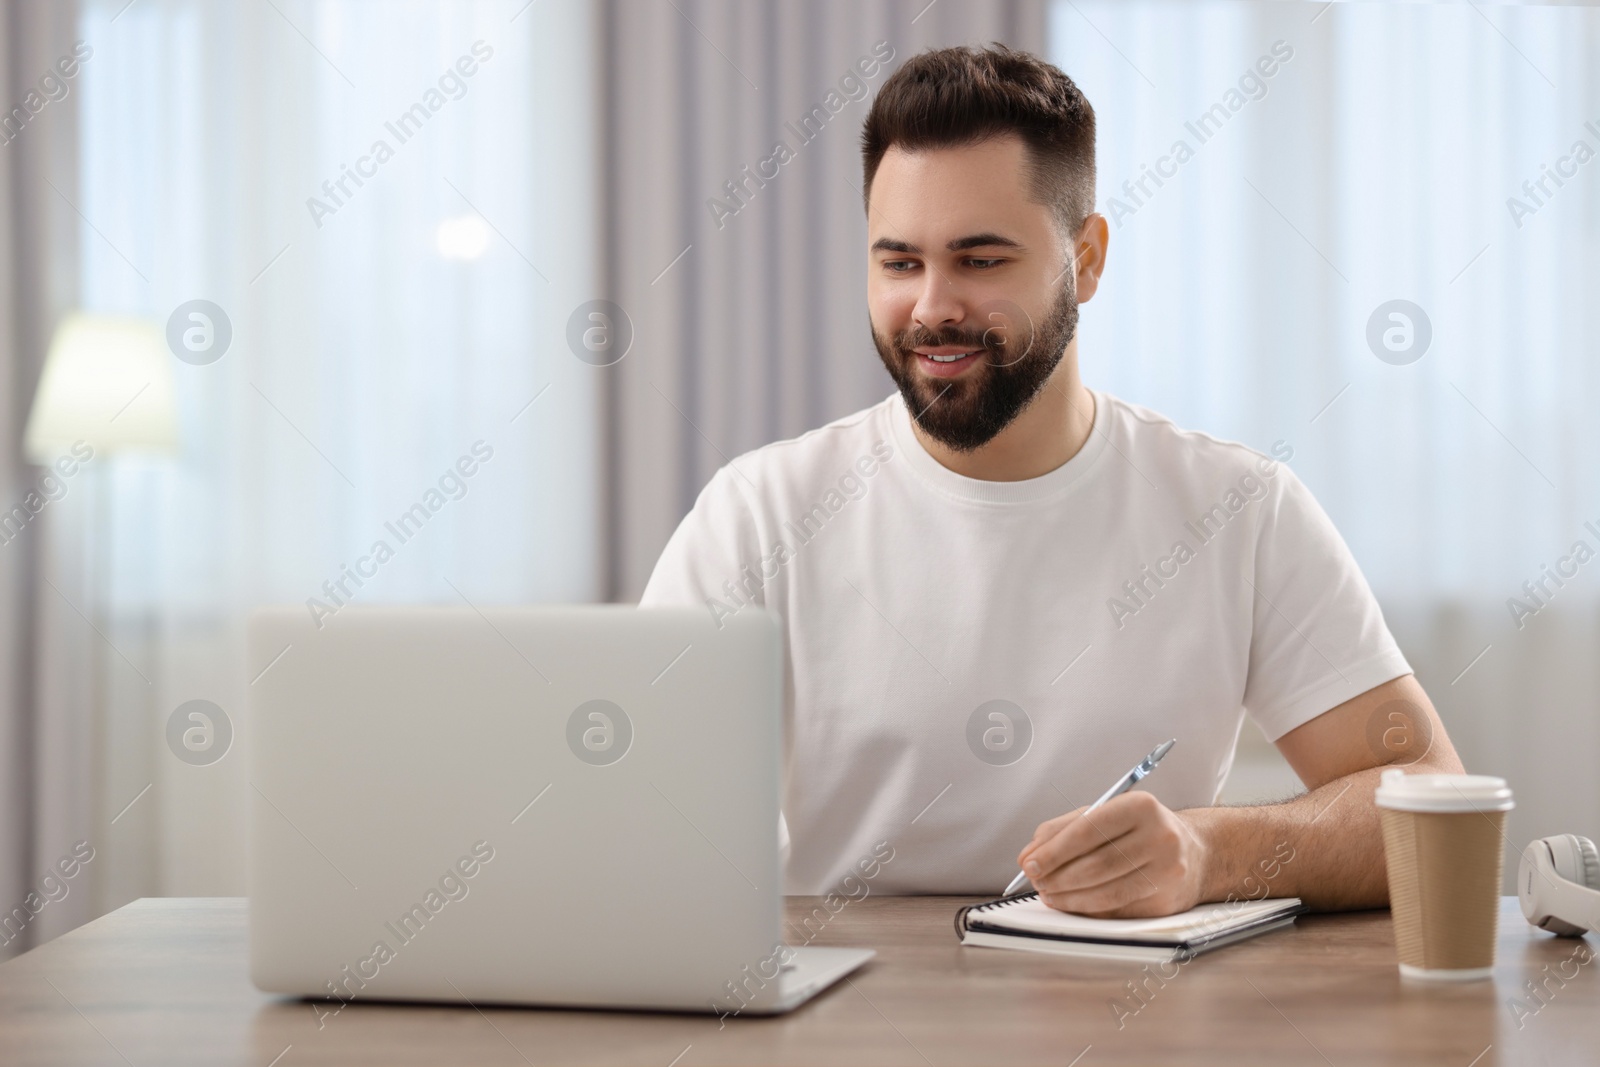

left=1574, top=835, right=1600, bottom=890
left=1549, top=834, right=1600, bottom=889
left=1537, top=835, right=1599, bottom=936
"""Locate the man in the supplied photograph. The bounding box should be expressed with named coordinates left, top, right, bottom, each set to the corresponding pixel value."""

left=641, top=45, right=1463, bottom=917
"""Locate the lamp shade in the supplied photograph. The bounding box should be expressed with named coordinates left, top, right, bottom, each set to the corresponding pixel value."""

left=24, top=314, right=179, bottom=463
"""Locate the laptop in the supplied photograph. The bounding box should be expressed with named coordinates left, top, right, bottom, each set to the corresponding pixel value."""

left=247, top=604, right=873, bottom=1014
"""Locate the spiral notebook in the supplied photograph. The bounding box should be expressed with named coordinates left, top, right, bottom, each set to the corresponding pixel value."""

left=955, top=893, right=1306, bottom=962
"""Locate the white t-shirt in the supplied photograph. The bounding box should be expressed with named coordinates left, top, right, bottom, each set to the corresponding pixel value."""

left=640, top=390, right=1410, bottom=895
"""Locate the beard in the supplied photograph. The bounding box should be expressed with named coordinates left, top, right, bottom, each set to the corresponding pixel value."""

left=872, top=276, right=1079, bottom=453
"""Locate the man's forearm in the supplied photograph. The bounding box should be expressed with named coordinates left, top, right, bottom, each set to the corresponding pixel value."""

left=1180, top=766, right=1409, bottom=912
left=1174, top=675, right=1472, bottom=912
left=1023, top=678, right=1468, bottom=918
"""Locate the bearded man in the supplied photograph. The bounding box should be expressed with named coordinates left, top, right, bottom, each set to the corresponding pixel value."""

left=641, top=44, right=1462, bottom=917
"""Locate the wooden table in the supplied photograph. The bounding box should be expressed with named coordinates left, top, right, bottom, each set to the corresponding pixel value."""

left=1, top=896, right=1595, bottom=1065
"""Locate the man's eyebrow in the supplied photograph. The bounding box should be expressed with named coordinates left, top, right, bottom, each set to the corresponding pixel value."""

left=870, top=233, right=1025, bottom=255
left=871, top=237, right=919, bottom=254
left=947, top=232, right=1023, bottom=252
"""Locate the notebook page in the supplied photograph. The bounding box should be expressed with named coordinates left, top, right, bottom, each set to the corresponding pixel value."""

left=969, top=895, right=1300, bottom=943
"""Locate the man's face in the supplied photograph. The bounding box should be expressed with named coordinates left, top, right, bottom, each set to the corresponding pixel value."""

left=866, top=135, right=1080, bottom=452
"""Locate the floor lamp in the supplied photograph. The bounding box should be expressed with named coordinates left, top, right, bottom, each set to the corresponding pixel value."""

left=22, top=314, right=178, bottom=910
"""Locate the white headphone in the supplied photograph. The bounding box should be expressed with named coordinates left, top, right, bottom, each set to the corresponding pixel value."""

left=1518, top=835, right=1600, bottom=936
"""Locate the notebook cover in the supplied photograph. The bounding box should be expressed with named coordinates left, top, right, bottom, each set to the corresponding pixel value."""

left=954, top=893, right=1306, bottom=956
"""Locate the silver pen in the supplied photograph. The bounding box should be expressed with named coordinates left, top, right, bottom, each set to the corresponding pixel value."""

left=1003, top=738, right=1177, bottom=898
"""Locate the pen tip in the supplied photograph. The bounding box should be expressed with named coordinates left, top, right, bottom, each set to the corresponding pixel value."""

left=1154, top=738, right=1176, bottom=759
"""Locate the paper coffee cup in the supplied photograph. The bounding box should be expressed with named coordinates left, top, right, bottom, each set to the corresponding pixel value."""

left=1376, top=769, right=1513, bottom=981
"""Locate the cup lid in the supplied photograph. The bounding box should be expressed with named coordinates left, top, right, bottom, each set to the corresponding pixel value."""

left=1374, top=769, right=1514, bottom=813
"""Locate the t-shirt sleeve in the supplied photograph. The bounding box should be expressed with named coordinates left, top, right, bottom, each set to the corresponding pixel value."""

left=639, top=466, right=762, bottom=612
left=1241, top=464, right=1412, bottom=742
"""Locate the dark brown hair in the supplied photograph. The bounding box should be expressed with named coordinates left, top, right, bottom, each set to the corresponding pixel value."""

left=860, top=44, right=1096, bottom=236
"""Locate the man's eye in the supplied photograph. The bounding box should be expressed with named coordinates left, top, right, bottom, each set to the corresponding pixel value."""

left=884, top=260, right=916, bottom=273
left=967, top=258, right=1005, bottom=270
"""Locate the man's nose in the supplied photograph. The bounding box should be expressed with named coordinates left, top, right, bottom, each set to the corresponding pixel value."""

left=911, top=270, right=967, bottom=332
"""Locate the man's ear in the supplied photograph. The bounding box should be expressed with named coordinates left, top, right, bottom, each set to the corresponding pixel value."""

left=1071, top=213, right=1110, bottom=303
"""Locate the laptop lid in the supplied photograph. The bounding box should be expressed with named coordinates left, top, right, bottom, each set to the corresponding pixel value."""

left=248, top=604, right=783, bottom=1012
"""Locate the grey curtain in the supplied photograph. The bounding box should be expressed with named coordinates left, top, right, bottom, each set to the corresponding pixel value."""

left=598, top=0, right=1048, bottom=600
left=0, top=0, right=85, bottom=959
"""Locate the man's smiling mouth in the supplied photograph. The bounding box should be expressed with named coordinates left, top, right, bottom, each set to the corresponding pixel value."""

left=911, top=345, right=985, bottom=376
left=914, top=345, right=983, bottom=361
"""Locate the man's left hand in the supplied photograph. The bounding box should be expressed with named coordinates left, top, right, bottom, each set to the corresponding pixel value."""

left=1016, top=791, right=1211, bottom=918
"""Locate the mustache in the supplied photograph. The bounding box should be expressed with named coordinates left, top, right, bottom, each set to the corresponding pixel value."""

left=894, top=326, right=995, bottom=353
left=892, top=325, right=1035, bottom=370
left=887, top=301, right=1040, bottom=369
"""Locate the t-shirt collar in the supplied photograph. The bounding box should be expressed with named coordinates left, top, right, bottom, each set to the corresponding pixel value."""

left=887, top=386, right=1112, bottom=505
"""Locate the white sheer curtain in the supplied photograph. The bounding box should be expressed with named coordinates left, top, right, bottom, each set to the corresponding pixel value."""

left=1051, top=1, right=1600, bottom=867
left=68, top=0, right=599, bottom=907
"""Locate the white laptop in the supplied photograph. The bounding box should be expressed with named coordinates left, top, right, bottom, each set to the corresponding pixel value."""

left=247, top=604, right=873, bottom=1014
